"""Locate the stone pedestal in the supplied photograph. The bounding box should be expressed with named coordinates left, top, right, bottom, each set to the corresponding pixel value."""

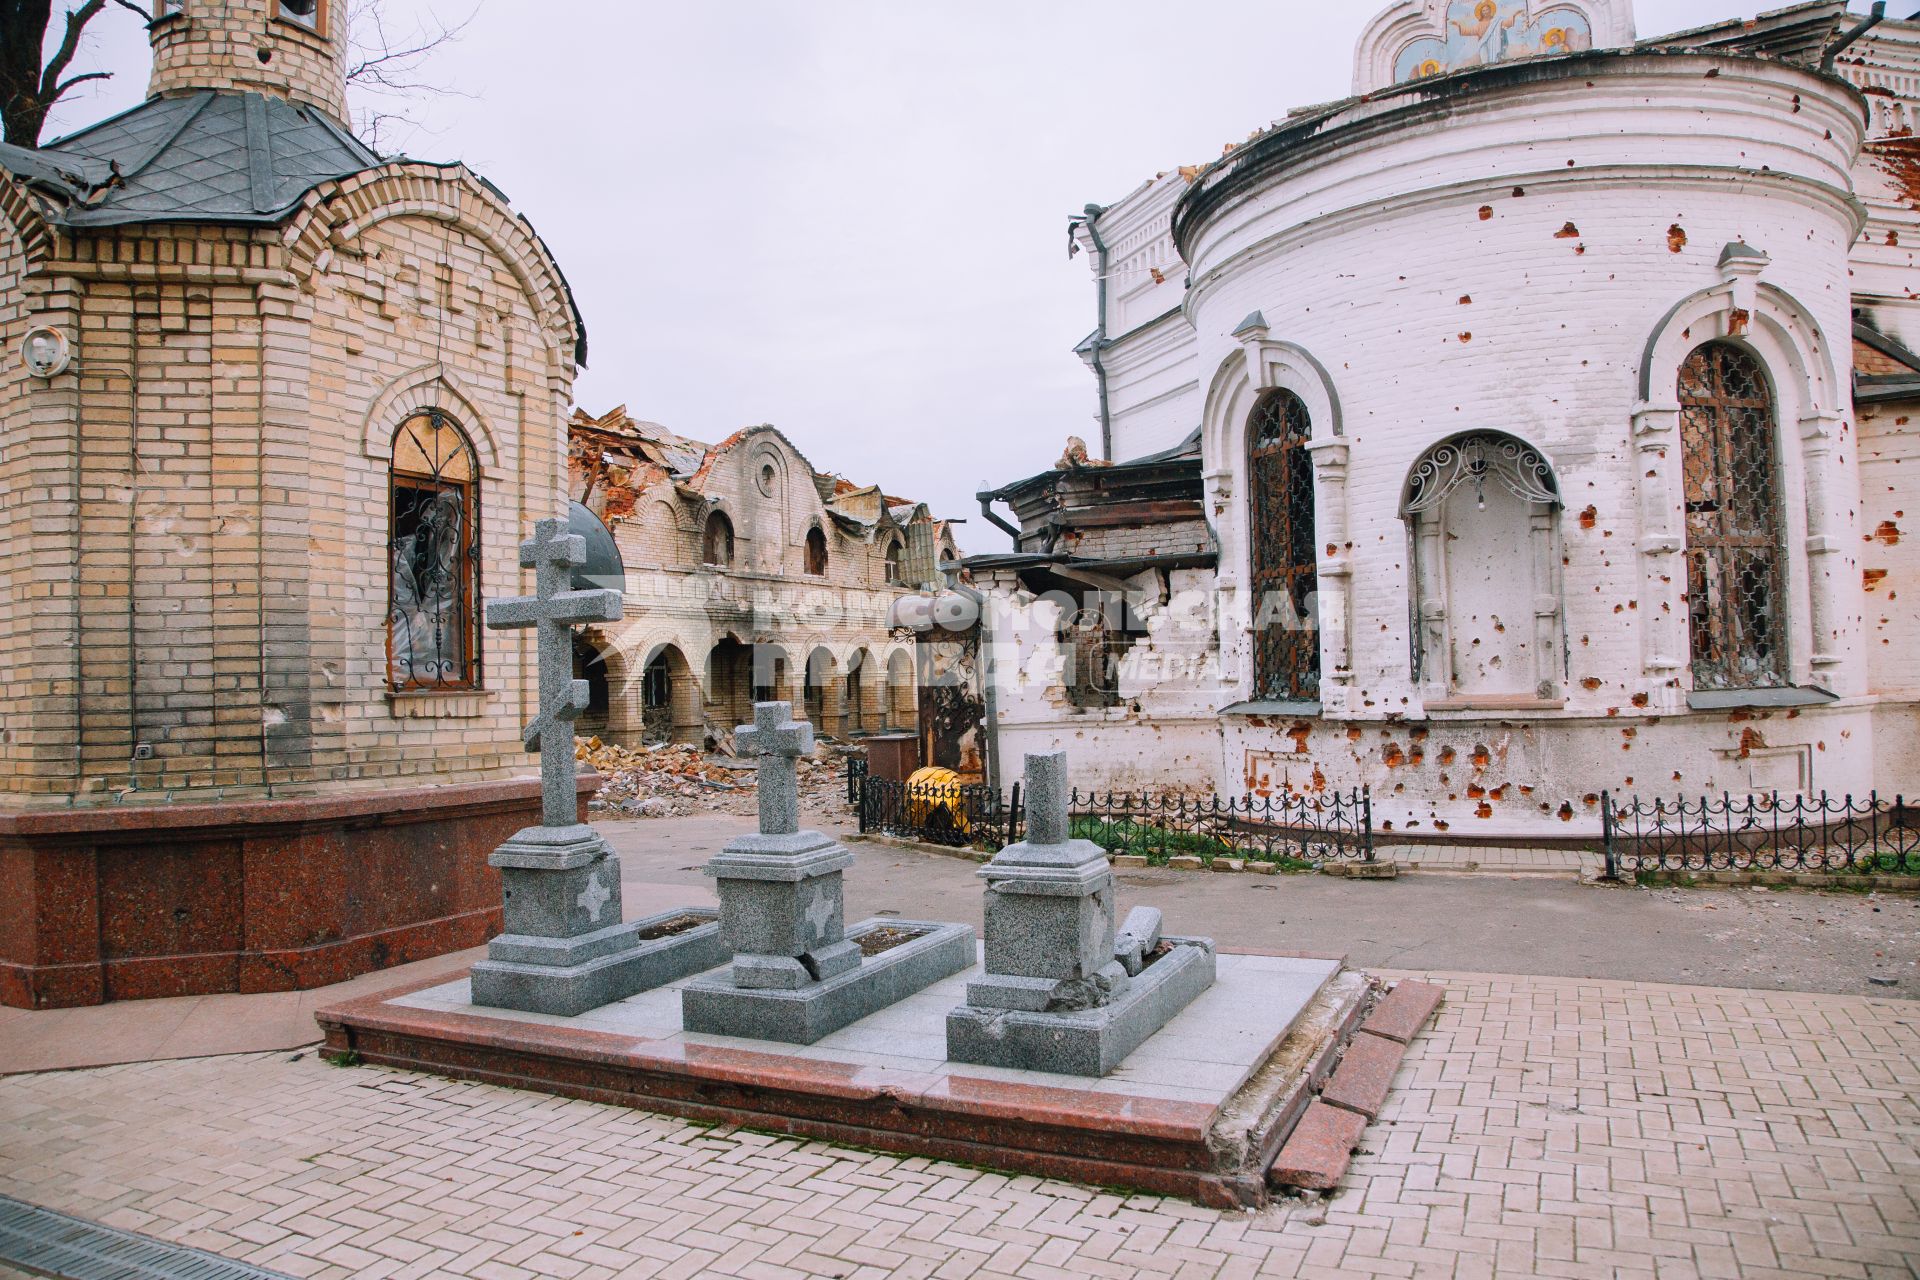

left=947, top=751, right=1216, bottom=1076
left=708, top=831, right=862, bottom=989
left=469, top=519, right=727, bottom=1018
left=469, top=825, right=727, bottom=1018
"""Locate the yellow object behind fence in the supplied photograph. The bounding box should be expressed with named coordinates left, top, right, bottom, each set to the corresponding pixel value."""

left=905, top=766, right=969, bottom=835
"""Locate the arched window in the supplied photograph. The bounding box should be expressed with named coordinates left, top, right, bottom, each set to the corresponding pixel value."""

left=1679, top=341, right=1788, bottom=691
left=1248, top=389, right=1319, bottom=702
left=805, top=526, right=829, bottom=576
left=703, top=511, right=735, bottom=567
left=389, top=411, right=480, bottom=690
left=884, top=538, right=904, bottom=585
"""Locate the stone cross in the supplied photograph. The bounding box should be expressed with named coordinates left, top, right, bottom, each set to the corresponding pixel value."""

left=1024, top=750, right=1071, bottom=845
left=737, top=701, right=813, bottom=837
left=486, top=517, right=623, bottom=828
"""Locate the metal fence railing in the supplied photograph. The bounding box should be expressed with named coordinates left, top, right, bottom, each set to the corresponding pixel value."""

left=852, top=764, right=1373, bottom=865
left=1066, top=789, right=1373, bottom=866
left=1601, top=791, right=1920, bottom=879
left=856, top=773, right=1021, bottom=849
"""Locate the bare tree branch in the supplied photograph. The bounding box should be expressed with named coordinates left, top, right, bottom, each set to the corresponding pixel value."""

left=37, top=0, right=108, bottom=103
left=2, top=0, right=146, bottom=147
left=344, top=0, right=478, bottom=152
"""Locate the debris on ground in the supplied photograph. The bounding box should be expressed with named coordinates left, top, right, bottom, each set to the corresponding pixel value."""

left=579, top=736, right=858, bottom=822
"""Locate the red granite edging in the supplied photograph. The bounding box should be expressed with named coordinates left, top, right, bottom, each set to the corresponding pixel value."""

left=316, top=981, right=1259, bottom=1206
left=0, top=777, right=594, bottom=1010
left=321, top=947, right=1378, bottom=1208
left=1317, top=1031, right=1406, bottom=1122
left=1269, top=978, right=1446, bottom=1194
left=1269, top=1102, right=1370, bottom=1191
left=1361, top=980, right=1447, bottom=1044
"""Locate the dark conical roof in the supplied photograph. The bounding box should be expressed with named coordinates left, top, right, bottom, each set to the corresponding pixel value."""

left=0, top=90, right=378, bottom=228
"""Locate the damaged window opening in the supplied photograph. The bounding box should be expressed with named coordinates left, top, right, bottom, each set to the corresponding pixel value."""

left=1680, top=341, right=1788, bottom=692
left=884, top=538, right=904, bottom=584
left=805, top=526, right=829, bottom=576
left=703, top=511, right=735, bottom=567
left=388, top=410, right=480, bottom=691
left=1061, top=592, right=1142, bottom=710
left=1249, top=388, right=1320, bottom=702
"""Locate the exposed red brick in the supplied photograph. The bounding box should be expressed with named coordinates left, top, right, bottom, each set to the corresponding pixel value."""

left=1319, top=1031, right=1407, bottom=1121
left=1361, top=981, right=1445, bottom=1045
left=1269, top=1101, right=1369, bottom=1192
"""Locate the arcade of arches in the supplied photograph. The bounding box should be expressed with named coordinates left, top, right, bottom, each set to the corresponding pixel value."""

left=572, top=633, right=919, bottom=749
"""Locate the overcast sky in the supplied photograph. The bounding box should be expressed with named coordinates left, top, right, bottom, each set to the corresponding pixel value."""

left=42, top=0, right=1874, bottom=552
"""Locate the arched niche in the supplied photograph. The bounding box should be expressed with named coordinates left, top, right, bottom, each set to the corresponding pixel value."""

left=1401, top=432, right=1566, bottom=707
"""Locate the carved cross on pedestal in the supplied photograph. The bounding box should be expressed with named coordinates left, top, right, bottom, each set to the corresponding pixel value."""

left=737, top=702, right=813, bottom=838
left=486, top=518, right=624, bottom=828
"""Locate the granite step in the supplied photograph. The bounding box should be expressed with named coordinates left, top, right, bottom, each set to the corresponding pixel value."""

left=1268, top=979, right=1446, bottom=1193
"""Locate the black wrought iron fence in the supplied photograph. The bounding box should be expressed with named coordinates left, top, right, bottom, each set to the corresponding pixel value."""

left=1602, top=791, right=1920, bottom=878
left=851, top=763, right=1373, bottom=865
left=1068, top=789, right=1373, bottom=866
left=857, top=774, right=1023, bottom=850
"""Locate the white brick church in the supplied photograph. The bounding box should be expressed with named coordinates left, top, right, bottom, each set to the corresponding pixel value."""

left=965, top=0, right=1920, bottom=836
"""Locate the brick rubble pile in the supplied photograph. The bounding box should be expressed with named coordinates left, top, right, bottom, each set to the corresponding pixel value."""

left=579, top=737, right=856, bottom=822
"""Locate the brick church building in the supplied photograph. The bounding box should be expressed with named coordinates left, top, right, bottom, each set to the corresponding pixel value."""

left=0, top=0, right=587, bottom=1006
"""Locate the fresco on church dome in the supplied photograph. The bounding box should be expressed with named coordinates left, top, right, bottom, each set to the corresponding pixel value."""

left=1394, top=1, right=1593, bottom=83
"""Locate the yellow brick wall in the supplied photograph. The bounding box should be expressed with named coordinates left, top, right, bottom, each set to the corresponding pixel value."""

left=0, top=166, right=579, bottom=806
left=149, top=0, right=350, bottom=121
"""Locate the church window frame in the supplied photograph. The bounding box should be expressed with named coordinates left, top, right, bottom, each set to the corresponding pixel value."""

left=387, top=410, right=482, bottom=693
left=1248, top=388, right=1321, bottom=702
left=272, top=0, right=328, bottom=37
left=1678, top=340, right=1790, bottom=692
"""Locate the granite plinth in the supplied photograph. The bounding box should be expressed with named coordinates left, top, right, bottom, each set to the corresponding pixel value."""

left=948, top=939, right=1218, bottom=1077
left=0, top=774, right=596, bottom=1010
left=681, top=919, right=974, bottom=1045
left=470, top=906, right=727, bottom=1019
left=316, top=948, right=1367, bottom=1208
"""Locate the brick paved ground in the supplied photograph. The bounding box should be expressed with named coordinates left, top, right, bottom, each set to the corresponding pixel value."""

left=1, top=971, right=1915, bottom=1279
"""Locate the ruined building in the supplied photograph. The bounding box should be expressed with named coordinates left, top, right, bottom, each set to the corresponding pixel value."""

left=0, top=0, right=586, bottom=1006
left=968, top=0, right=1920, bottom=835
left=567, top=406, right=960, bottom=752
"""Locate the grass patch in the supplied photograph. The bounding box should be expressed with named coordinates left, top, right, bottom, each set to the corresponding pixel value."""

left=1071, top=817, right=1318, bottom=872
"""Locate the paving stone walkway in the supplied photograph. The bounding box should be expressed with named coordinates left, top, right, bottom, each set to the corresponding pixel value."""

left=1, top=970, right=1914, bottom=1279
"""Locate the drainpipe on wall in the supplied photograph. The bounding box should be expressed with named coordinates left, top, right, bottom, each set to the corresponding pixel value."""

left=977, top=489, right=1022, bottom=546
left=1821, top=1, right=1885, bottom=72
left=1073, top=203, right=1115, bottom=462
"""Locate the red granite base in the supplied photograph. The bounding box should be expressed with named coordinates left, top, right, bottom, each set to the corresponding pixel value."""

left=0, top=776, right=594, bottom=1010
left=316, top=952, right=1376, bottom=1209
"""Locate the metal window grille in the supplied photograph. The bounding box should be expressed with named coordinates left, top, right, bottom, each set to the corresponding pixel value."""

left=1679, top=342, right=1787, bottom=692
left=1249, top=389, right=1320, bottom=701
